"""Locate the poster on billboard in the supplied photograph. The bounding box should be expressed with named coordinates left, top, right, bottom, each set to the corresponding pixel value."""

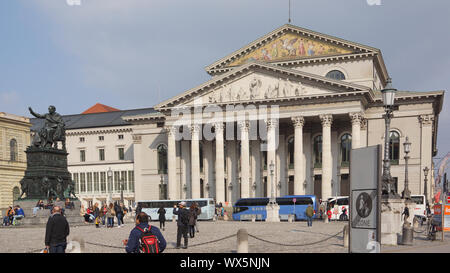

left=349, top=145, right=381, bottom=253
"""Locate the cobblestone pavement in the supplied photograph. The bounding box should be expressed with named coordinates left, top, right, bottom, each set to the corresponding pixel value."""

left=1, top=219, right=447, bottom=253
left=0, top=219, right=348, bottom=253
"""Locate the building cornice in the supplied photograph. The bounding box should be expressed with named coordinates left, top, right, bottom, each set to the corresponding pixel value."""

left=66, top=127, right=132, bottom=137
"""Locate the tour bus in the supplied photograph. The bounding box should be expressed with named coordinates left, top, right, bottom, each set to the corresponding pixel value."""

left=327, top=196, right=349, bottom=221
left=410, top=195, right=426, bottom=222
left=232, top=195, right=318, bottom=221
left=136, top=198, right=216, bottom=221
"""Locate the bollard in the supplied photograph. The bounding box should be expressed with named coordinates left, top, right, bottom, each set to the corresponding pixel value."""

left=343, top=224, right=349, bottom=248
left=288, top=214, right=293, bottom=223
left=67, top=236, right=85, bottom=253
left=237, top=229, right=248, bottom=253
left=172, top=215, right=176, bottom=222
left=401, top=222, right=414, bottom=245
left=251, top=215, right=256, bottom=222
left=413, top=217, right=419, bottom=230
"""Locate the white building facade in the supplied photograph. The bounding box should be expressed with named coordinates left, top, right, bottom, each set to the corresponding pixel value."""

left=124, top=24, right=444, bottom=206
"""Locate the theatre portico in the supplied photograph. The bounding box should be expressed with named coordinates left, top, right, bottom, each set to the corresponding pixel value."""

left=123, top=24, right=444, bottom=206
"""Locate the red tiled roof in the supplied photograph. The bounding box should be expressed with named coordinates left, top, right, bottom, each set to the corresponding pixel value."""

left=82, top=103, right=120, bottom=114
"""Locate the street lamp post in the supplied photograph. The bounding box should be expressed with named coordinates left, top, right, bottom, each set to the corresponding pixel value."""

left=403, top=136, right=411, bottom=200
left=381, top=78, right=399, bottom=199
left=266, top=160, right=280, bottom=222
left=423, top=166, right=429, bottom=205
left=120, top=176, right=124, bottom=205
left=107, top=167, right=113, bottom=204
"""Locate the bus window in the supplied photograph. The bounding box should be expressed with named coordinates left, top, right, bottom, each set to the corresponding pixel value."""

left=337, top=198, right=349, bottom=206
left=411, top=196, right=424, bottom=205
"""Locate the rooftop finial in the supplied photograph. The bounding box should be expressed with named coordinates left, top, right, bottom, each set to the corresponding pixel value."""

left=288, top=0, right=291, bottom=23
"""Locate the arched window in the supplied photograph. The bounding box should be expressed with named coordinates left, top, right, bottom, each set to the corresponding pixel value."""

left=340, top=133, right=352, bottom=167
left=13, top=187, right=20, bottom=201
left=313, top=135, right=322, bottom=168
left=326, top=70, right=346, bottom=80
left=287, top=137, right=294, bottom=169
left=157, top=144, right=168, bottom=174
left=389, top=131, right=400, bottom=165
left=10, top=139, right=17, bottom=161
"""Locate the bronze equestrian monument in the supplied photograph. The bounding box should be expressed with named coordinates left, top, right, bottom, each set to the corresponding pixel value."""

left=14, top=106, right=83, bottom=225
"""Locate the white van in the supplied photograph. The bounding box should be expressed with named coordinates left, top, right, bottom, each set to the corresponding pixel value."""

left=327, top=196, right=349, bottom=221
left=410, top=195, right=426, bottom=221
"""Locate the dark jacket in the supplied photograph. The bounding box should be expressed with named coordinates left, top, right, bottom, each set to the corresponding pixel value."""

left=125, top=223, right=166, bottom=253
left=45, top=213, right=70, bottom=246
left=157, top=208, right=166, bottom=222
left=114, top=204, right=123, bottom=215
left=173, top=207, right=189, bottom=227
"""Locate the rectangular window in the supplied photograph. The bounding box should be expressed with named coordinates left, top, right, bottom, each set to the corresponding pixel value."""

left=118, top=135, right=124, bottom=140
left=114, top=171, right=120, bottom=193
left=87, top=172, right=93, bottom=192
left=100, top=172, right=106, bottom=193
left=79, top=137, right=85, bottom=142
left=94, top=172, right=99, bottom=192
left=80, top=150, right=86, bottom=162
left=121, top=171, right=128, bottom=191
left=80, top=173, right=86, bottom=192
left=128, top=171, right=134, bottom=193
left=118, top=147, right=125, bottom=160
left=99, top=136, right=104, bottom=141
left=99, top=148, right=105, bottom=161
left=73, top=173, right=79, bottom=194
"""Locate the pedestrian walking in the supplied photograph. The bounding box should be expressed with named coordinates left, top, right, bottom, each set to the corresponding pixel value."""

left=44, top=206, right=70, bottom=253
left=114, top=202, right=123, bottom=228
left=123, top=212, right=166, bottom=253
left=305, top=204, right=314, bottom=227
left=188, top=204, right=196, bottom=238
left=157, top=206, right=166, bottom=231
left=106, top=203, right=115, bottom=228
left=173, top=202, right=189, bottom=249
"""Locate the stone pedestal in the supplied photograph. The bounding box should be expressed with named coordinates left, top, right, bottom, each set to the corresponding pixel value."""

left=265, top=203, right=280, bottom=222
left=381, top=198, right=405, bottom=245
left=13, top=199, right=84, bottom=226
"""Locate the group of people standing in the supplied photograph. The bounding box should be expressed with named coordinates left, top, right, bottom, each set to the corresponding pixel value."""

left=81, top=202, right=129, bottom=228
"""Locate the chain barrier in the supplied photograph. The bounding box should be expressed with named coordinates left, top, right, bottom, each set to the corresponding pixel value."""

left=24, top=228, right=344, bottom=252
left=247, top=230, right=343, bottom=247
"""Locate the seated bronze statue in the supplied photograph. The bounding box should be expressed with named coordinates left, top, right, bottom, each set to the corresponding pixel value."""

left=29, top=105, right=66, bottom=150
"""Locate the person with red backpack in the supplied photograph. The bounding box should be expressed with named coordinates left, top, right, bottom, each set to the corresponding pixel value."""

left=123, top=212, right=166, bottom=253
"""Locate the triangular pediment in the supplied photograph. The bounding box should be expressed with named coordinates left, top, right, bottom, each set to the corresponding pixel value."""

left=155, top=62, right=371, bottom=110
left=206, top=24, right=381, bottom=75
left=227, top=32, right=354, bottom=67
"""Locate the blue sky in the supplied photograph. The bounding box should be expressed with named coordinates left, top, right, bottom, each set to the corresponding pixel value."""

left=0, top=0, right=449, bottom=162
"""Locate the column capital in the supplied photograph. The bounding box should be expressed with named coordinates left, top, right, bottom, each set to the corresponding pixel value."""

left=360, top=118, right=368, bottom=130
left=291, top=116, right=305, bottom=128
left=319, top=114, right=333, bottom=127
left=349, top=112, right=364, bottom=124
left=213, top=122, right=225, bottom=133
left=164, top=126, right=178, bottom=137
left=238, top=120, right=250, bottom=132
left=266, top=118, right=278, bottom=129
left=419, top=115, right=434, bottom=126
left=190, top=124, right=201, bottom=134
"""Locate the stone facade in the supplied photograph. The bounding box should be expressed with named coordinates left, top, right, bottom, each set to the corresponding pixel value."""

left=123, top=24, right=444, bottom=206
left=0, top=112, right=31, bottom=216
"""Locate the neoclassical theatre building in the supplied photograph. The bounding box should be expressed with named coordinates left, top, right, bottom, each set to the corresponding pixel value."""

left=124, top=24, right=444, bottom=205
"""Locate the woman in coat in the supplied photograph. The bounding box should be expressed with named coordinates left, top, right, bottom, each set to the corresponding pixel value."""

left=188, top=203, right=197, bottom=238
left=157, top=206, right=166, bottom=231
left=106, top=203, right=115, bottom=228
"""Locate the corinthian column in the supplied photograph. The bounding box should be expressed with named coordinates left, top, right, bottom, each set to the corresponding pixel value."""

left=239, top=121, right=250, bottom=198
left=166, top=126, right=178, bottom=200
left=266, top=118, right=278, bottom=198
left=320, top=114, right=333, bottom=201
left=214, top=122, right=225, bottom=203
left=291, top=116, right=305, bottom=195
left=349, top=112, right=363, bottom=149
left=191, top=124, right=201, bottom=199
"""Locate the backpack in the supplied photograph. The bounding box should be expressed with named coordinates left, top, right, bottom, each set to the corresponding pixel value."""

left=136, top=226, right=160, bottom=253
left=180, top=209, right=189, bottom=226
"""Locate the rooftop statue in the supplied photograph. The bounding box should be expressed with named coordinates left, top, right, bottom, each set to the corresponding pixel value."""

left=29, top=105, right=66, bottom=150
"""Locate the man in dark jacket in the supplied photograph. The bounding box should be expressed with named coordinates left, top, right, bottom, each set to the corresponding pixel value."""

left=173, top=202, right=189, bottom=249
left=114, top=202, right=124, bottom=227
left=123, top=212, right=166, bottom=253
left=45, top=206, right=70, bottom=253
